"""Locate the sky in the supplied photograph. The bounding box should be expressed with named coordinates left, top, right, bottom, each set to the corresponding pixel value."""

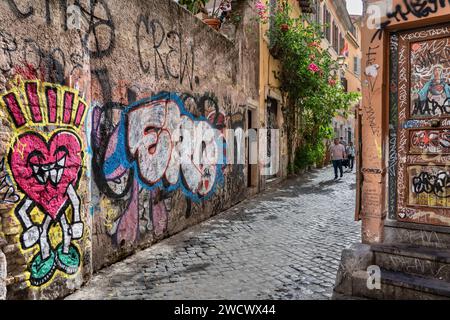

left=346, top=0, right=363, bottom=15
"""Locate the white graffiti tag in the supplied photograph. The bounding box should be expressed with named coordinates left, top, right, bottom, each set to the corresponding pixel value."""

left=127, top=99, right=222, bottom=196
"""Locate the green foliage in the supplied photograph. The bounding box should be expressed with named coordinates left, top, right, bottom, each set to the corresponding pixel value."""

left=179, top=0, right=207, bottom=14
left=293, top=140, right=326, bottom=171
left=260, top=2, right=360, bottom=173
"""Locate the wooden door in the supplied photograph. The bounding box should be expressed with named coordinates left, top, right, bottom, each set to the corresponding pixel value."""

left=394, top=23, right=450, bottom=227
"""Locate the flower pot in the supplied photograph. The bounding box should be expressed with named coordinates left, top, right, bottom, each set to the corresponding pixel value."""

left=203, top=18, right=221, bottom=30
left=269, top=44, right=283, bottom=59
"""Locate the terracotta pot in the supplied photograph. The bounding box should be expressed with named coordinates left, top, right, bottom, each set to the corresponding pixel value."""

left=203, top=18, right=221, bottom=30
left=269, top=44, right=283, bottom=59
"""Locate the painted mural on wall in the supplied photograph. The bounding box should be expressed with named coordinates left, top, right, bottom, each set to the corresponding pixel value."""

left=0, top=79, right=87, bottom=286
left=410, top=37, right=450, bottom=117
left=91, top=91, right=228, bottom=246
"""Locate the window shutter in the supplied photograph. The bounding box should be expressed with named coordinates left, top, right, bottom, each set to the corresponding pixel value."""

left=339, top=33, right=345, bottom=54
left=357, top=57, right=361, bottom=75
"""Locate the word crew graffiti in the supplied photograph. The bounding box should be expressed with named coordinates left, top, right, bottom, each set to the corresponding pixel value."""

left=0, top=80, right=87, bottom=286
left=91, top=92, right=226, bottom=245
left=136, top=16, right=197, bottom=90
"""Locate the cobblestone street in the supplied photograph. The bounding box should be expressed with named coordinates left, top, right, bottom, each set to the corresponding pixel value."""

left=67, top=167, right=360, bottom=300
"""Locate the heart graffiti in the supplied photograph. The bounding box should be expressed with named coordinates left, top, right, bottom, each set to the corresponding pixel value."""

left=9, top=131, right=83, bottom=219
left=1, top=80, right=88, bottom=287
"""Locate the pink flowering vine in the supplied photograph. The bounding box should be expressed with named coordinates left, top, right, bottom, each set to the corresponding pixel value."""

left=255, top=0, right=268, bottom=22
left=308, top=63, right=320, bottom=73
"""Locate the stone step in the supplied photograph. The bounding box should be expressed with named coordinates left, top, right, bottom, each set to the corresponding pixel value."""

left=384, top=220, right=450, bottom=249
left=371, top=244, right=450, bottom=281
left=351, top=269, right=450, bottom=300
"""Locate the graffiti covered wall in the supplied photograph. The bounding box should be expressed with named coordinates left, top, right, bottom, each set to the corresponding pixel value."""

left=87, top=0, right=258, bottom=271
left=0, top=0, right=259, bottom=299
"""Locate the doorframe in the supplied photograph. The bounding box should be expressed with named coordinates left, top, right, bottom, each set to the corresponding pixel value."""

left=264, top=86, right=282, bottom=183
left=246, top=98, right=259, bottom=193
left=387, top=22, right=450, bottom=227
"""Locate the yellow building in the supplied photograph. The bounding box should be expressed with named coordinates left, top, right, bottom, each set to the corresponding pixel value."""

left=311, top=0, right=362, bottom=144
left=258, top=0, right=303, bottom=185
left=258, top=0, right=362, bottom=183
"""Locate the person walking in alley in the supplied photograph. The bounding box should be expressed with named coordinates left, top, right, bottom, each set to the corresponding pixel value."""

left=346, top=141, right=355, bottom=172
left=331, top=138, right=346, bottom=180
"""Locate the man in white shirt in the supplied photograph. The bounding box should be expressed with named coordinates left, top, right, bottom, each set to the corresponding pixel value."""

left=330, top=138, right=346, bottom=180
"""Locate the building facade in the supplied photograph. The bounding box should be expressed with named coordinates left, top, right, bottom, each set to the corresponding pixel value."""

left=334, top=0, right=450, bottom=299
left=312, top=0, right=362, bottom=145
left=259, top=0, right=361, bottom=171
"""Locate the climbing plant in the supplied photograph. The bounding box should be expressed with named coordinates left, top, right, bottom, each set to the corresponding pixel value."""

left=255, top=1, right=360, bottom=173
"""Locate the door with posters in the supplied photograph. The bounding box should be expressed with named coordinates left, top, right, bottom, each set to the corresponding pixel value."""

left=393, top=23, right=450, bottom=227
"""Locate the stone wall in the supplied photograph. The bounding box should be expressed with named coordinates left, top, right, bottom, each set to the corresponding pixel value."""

left=0, top=0, right=260, bottom=299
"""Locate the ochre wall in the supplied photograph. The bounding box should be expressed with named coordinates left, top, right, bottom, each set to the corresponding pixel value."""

left=0, top=0, right=260, bottom=299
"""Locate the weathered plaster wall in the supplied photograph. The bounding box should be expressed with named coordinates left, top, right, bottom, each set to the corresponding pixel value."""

left=0, top=0, right=260, bottom=299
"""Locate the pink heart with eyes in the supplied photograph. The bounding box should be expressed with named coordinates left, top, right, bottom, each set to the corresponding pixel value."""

left=10, top=131, right=83, bottom=220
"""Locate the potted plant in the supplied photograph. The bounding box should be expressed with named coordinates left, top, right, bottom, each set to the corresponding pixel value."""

left=202, top=0, right=233, bottom=30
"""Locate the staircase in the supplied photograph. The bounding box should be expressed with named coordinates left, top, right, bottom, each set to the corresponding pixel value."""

left=333, top=237, right=450, bottom=300
left=355, top=244, right=450, bottom=299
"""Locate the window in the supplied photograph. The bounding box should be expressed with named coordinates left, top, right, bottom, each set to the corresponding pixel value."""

left=333, top=22, right=339, bottom=52
left=324, top=8, right=331, bottom=42
left=314, top=0, right=321, bottom=24
left=350, top=24, right=356, bottom=38
left=269, top=0, right=277, bottom=44
left=353, top=56, right=361, bottom=75
left=341, top=77, right=348, bottom=92
left=339, top=33, right=345, bottom=54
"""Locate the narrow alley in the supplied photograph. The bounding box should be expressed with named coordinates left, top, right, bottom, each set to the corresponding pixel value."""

left=66, top=167, right=360, bottom=300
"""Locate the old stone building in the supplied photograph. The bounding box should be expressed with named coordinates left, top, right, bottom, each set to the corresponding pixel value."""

left=334, top=0, right=450, bottom=299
